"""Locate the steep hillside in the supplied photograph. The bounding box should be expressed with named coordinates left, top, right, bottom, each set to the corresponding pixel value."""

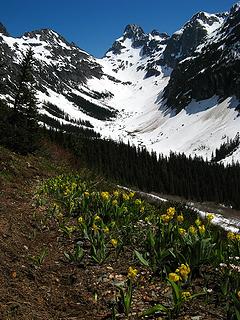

left=164, top=3, right=240, bottom=110
left=0, top=144, right=239, bottom=320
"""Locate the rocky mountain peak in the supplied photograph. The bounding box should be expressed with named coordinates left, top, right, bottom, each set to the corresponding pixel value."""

left=162, top=10, right=227, bottom=68
left=23, top=28, right=71, bottom=47
left=123, top=24, right=145, bottom=39
left=0, top=22, right=10, bottom=36
left=164, top=4, right=239, bottom=113
left=190, top=11, right=224, bottom=27
left=122, top=24, right=148, bottom=48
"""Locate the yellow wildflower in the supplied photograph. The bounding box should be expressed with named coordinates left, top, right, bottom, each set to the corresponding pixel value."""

left=182, top=291, right=191, bottom=300
left=92, top=224, right=99, bottom=233
left=94, top=214, right=101, bottom=221
left=198, top=225, right=206, bottom=234
left=101, top=191, right=110, bottom=201
left=135, top=199, right=142, bottom=206
left=110, top=239, right=118, bottom=247
left=227, top=231, right=236, bottom=240
left=103, top=226, right=109, bottom=233
left=128, top=266, right=138, bottom=279
left=168, top=272, right=180, bottom=282
left=71, top=182, right=77, bottom=190
left=167, top=207, right=176, bottom=217
left=113, top=190, right=119, bottom=198
left=179, top=228, right=186, bottom=236
left=129, top=192, right=135, bottom=198
left=78, top=216, right=84, bottom=224
left=112, top=199, right=118, bottom=206
left=177, top=214, right=184, bottom=223
left=206, top=213, right=214, bottom=222
left=53, top=203, right=59, bottom=210
left=65, top=226, right=75, bottom=233
left=189, top=225, right=196, bottom=235
left=123, top=193, right=130, bottom=201
left=195, top=218, right=201, bottom=226
left=161, top=214, right=171, bottom=223
left=84, top=191, right=90, bottom=198
left=236, top=234, right=240, bottom=241
left=140, top=206, right=145, bottom=213
left=64, top=188, right=70, bottom=196
left=56, top=213, right=63, bottom=221
left=178, top=263, right=190, bottom=280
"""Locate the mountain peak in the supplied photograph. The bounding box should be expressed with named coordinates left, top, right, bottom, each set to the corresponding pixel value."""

left=186, top=10, right=226, bottom=29
left=122, top=24, right=149, bottom=49
left=22, top=28, right=77, bottom=49
left=24, top=28, right=60, bottom=40
left=0, top=22, right=10, bottom=36
left=123, top=24, right=145, bottom=39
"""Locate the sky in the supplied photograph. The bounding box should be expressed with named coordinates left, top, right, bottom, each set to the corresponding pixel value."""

left=1, top=0, right=238, bottom=57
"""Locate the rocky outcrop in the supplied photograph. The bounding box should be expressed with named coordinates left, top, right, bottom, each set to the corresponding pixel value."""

left=0, top=28, right=103, bottom=99
left=0, top=22, right=9, bottom=36
left=164, top=4, right=239, bottom=112
left=163, top=12, right=227, bottom=68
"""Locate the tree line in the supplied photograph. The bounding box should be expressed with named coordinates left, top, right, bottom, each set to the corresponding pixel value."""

left=48, top=130, right=240, bottom=209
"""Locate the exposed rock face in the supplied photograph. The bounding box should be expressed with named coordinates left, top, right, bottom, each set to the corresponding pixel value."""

left=123, top=24, right=149, bottom=48
left=164, top=4, right=240, bottom=112
left=106, top=23, right=169, bottom=58
left=163, top=12, right=227, bottom=68
left=0, top=22, right=9, bottom=36
left=0, top=27, right=103, bottom=99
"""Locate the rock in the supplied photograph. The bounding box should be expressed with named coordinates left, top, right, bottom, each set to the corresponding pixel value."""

left=0, top=22, right=10, bottom=36
left=164, top=3, right=240, bottom=112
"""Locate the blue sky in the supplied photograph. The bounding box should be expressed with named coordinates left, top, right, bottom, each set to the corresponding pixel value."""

left=1, top=0, right=238, bottom=57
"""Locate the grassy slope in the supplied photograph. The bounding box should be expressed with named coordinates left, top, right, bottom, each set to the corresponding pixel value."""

left=0, top=142, right=236, bottom=320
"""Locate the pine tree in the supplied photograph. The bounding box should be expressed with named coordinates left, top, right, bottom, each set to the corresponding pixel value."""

left=11, top=47, right=39, bottom=154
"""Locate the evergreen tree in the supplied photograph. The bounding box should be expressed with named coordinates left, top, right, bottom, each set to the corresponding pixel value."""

left=10, top=47, right=39, bottom=154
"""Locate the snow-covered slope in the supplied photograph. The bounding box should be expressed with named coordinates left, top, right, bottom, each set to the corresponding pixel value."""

left=0, top=2, right=240, bottom=163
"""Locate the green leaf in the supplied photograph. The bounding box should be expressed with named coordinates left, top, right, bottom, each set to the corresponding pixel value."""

left=190, top=292, right=206, bottom=300
left=232, top=293, right=240, bottom=320
left=148, top=229, right=155, bottom=248
left=235, top=307, right=240, bottom=320
left=142, top=304, right=168, bottom=316
left=134, top=250, right=149, bottom=267
left=167, top=279, right=180, bottom=305
left=75, top=244, right=84, bottom=260
left=64, top=252, right=70, bottom=260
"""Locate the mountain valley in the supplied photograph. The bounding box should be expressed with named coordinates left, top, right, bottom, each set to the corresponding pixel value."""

left=0, top=3, right=240, bottom=163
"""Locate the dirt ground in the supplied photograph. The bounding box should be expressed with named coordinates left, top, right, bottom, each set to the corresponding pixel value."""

left=0, top=144, right=126, bottom=319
